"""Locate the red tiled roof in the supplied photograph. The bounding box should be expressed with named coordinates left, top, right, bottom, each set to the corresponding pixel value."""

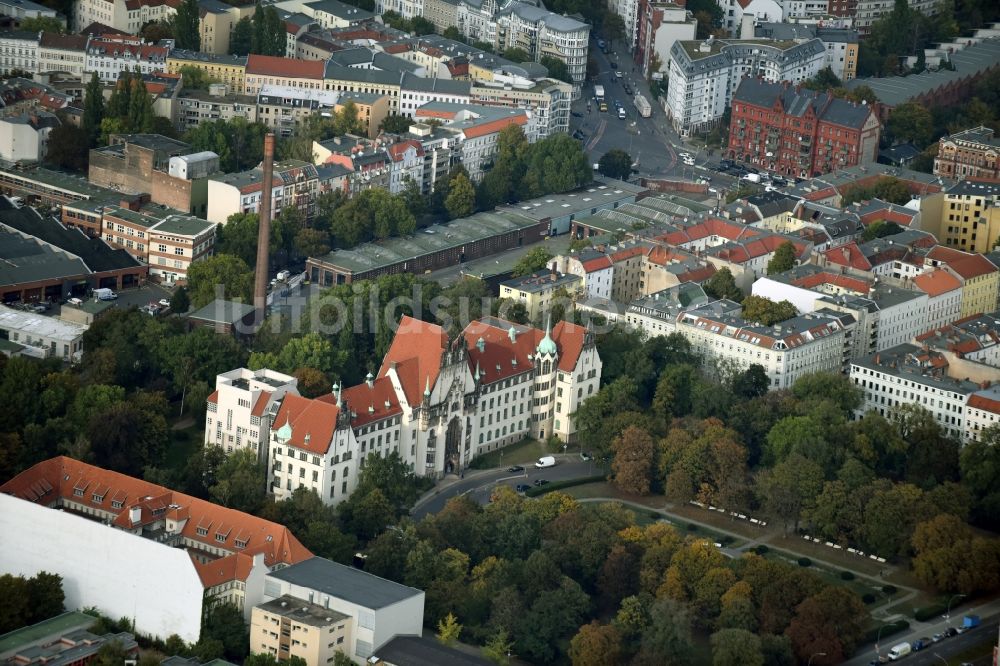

left=320, top=375, right=402, bottom=428
left=552, top=320, right=587, bottom=372
left=207, top=390, right=219, bottom=403
left=462, top=115, right=527, bottom=139
left=805, top=187, right=838, bottom=202
left=823, top=242, right=872, bottom=271
left=927, top=246, right=999, bottom=279
left=792, top=271, right=870, bottom=293
left=379, top=315, right=449, bottom=406
left=463, top=320, right=540, bottom=386
left=194, top=551, right=255, bottom=588
left=0, top=457, right=312, bottom=575
left=272, top=394, right=340, bottom=455
left=580, top=256, right=612, bottom=272
left=386, top=139, right=425, bottom=162
left=251, top=392, right=270, bottom=417
left=913, top=269, right=962, bottom=297
left=968, top=393, right=1000, bottom=413
left=246, top=54, right=325, bottom=79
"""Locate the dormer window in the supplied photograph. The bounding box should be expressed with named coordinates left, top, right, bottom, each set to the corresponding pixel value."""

left=92, top=492, right=105, bottom=503
left=234, top=538, right=248, bottom=549
left=196, top=526, right=208, bottom=537
left=112, top=500, right=123, bottom=509
left=73, top=488, right=84, bottom=497
left=215, top=533, right=226, bottom=543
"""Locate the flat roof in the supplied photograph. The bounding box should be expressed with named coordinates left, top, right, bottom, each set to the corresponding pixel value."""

left=267, top=557, right=422, bottom=610
left=0, top=613, right=95, bottom=658
left=153, top=215, right=216, bottom=237
left=0, top=305, right=88, bottom=342
left=501, top=271, right=580, bottom=293
left=373, top=635, right=494, bottom=666
left=256, top=595, right=350, bottom=627
left=187, top=298, right=254, bottom=325
left=495, top=180, right=645, bottom=221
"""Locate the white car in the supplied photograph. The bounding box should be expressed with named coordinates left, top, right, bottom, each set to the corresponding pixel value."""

left=158, top=299, right=171, bottom=308
left=615, top=70, right=623, bottom=78
left=683, top=158, right=695, bottom=166
left=678, top=152, right=692, bottom=159
left=708, top=187, right=719, bottom=194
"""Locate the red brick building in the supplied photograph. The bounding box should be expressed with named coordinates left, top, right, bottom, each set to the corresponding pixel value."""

left=728, top=78, right=881, bottom=179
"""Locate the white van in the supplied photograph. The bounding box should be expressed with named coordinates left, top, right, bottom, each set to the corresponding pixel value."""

left=534, top=456, right=556, bottom=468
left=888, top=642, right=911, bottom=660
left=67, top=297, right=83, bottom=306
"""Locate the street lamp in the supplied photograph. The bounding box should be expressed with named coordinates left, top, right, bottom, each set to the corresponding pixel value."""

left=807, top=653, right=826, bottom=666
left=874, top=624, right=889, bottom=660
left=945, top=593, right=967, bottom=627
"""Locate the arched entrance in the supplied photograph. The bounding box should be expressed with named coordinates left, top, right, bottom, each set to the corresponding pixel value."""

left=444, top=417, right=462, bottom=474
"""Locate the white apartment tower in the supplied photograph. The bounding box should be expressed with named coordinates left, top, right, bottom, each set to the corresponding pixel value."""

left=206, top=368, right=299, bottom=457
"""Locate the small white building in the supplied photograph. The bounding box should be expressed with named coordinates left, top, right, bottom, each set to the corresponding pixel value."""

left=0, top=112, right=58, bottom=163
left=0, top=303, right=85, bottom=361
left=385, top=139, right=424, bottom=194
left=206, top=368, right=299, bottom=457
left=263, top=557, right=424, bottom=663
left=206, top=160, right=320, bottom=224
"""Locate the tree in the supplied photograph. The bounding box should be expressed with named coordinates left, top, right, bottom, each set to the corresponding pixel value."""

left=170, top=285, right=190, bottom=315
left=127, top=77, right=155, bottom=134
left=786, top=587, right=868, bottom=664
left=766, top=241, right=797, bottom=275
left=187, top=254, right=254, bottom=308
left=887, top=101, right=934, bottom=147
left=711, top=628, right=763, bottom=666
left=379, top=114, right=412, bottom=134
left=569, top=622, right=624, bottom=666
left=82, top=72, right=104, bottom=146
left=511, top=247, right=554, bottom=278
left=802, top=66, right=842, bottom=92
left=332, top=100, right=365, bottom=136
left=0, top=575, right=29, bottom=633
left=598, top=149, right=633, bottom=180
left=171, top=0, right=201, bottom=50
left=638, top=598, right=694, bottom=665
left=26, top=572, right=65, bottom=625
left=911, top=513, right=1000, bottom=594
left=351, top=450, right=427, bottom=515
left=209, top=448, right=266, bottom=514
left=540, top=56, right=572, bottom=84
left=611, top=426, right=655, bottom=495
left=46, top=124, right=90, bottom=172
left=757, top=454, right=824, bottom=531
left=740, top=296, right=797, bottom=326
left=502, top=47, right=531, bottom=63
left=294, top=228, right=330, bottom=259
left=19, top=17, right=65, bottom=33
left=861, top=218, right=904, bottom=242
left=251, top=6, right=285, bottom=56
left=445, top=172, right=475, bottom=219
left=703, top=267, right=742, bottom=300
left=201, top=603, right=249, bottom=662
left=520, top=134, right=591, bottom=197
left=140, top=20, right=173, bottom=42
left=230, top=17, right=253, bottom=56
left=88, top=393, right=168, bottom=477
left=482, top=629, right=514, bottom=665
left=604, top=13, right=626, bottom=47
left=179, top=65, right=215, bottom=90
left=960, top=427, right=1000, bottom=527
left=435, top=612, right=462, bottom=646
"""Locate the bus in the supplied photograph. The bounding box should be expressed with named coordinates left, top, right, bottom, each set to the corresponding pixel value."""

left=594, top=84, right=605, bottom=102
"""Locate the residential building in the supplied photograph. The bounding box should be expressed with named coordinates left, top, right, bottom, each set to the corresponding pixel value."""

left=912, top=268, right=964, bottom=332
left=499, top=270, right=582, bottom=321
left=385, top=139, right=424, bottom=193
left=753, top=22, right=859, bottom=80
left=0, top=111, right=58, bottom=163
left=854, top=0, right=939, bottom=36
left=915, top=311, right=1000, bottom=369
left=0, top=0, right=59, bottom=23
left=392, top=122, right=460, bottom=194
left=207, top=160, right=320, bottom=223
left=677, top=299, right=849, bottom=388
left=244, top=54, right=326, bottom=96
left=84, top=34, right=167, bottom=82
left=412, top=102, right=529, bottom=181
left=610, top=0, right=642, bottom=50
left=0, top=303, right=86, bottom=360
left=0, top=457, right=313, bottom=640
left=175, top=85, right=259, bottom=133
left=752, top=264, right=929, bottom=356
left=257, top=84, right=340, bottom=138
left=553, top=250, right=614, bottom=300
left=634, top=1, right=698, bottom=78
left=850, top=344, right=1000, bottom=441
left=728, top=78, right=881, bottom=178
left=74, top=0, right=175, bottom=33
left=398, top=72, right=471, bottom=117
left=37, top=32, right=87, bottom=77
left=250, top=595, right=353, bottom=665
left=666, top=37, right=826, bottom=136
left=200, top=0, right=256, bottom=56
left=0, top=31, right=39, bottom=75
left=624, top=282, right=711, bottom=338
left=376, top=0, right=423, bottom=19
left=469, top=75, right=572, bottom=139
left=167, top=51, right=248, bottom=93
left=924, top=245, right=1000, bottom=318
left=421, top=0, right=458, bottom=32
left=718, top=0, right=783, bottom=36
left=336, top=92, right=391, bottom=139
left=206, top=368, right=299, bottom=457
left=262, top=557, right=424, bottom=662
left=919, top=179, right=1000, bottom=253
left=302, top=0, right=374, bottom=28
left=322, top=65, right=402, bottom=113
left=933, top=126, right=1000, bottom=181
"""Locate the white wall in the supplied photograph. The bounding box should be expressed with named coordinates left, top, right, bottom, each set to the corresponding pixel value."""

left=751, top=277, right=819, bottom=314
left=0, top=494, right=205, bottom=642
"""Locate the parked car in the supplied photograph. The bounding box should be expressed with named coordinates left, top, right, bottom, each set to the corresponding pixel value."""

left=158, top=299, right=171, bottom=308
left=571, top=111, right=583, bottom=117
left=534, top=456, right=556, bottom=468
left=615, top=70, right=623, bottom=79
left=912, top=638, right=930, bottom=651
left=533, top=479, right=549, bottom=486
left=507, top=465, right=524, bottom=473
left=515, top=484, right=531, bottom=493
left=931, top=633, right=944, bottom=643
left=944, top=627, right=958, bottom=638
left=678, top=152, right=692, bottom=159
left=580, top=451, right=592, bottom=461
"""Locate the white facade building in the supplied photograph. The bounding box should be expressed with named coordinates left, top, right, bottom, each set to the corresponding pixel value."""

left=377, top=0, right=423, bottom=19
left=0, top=31, right=39, bottom=75
left=206, top=160, right=320, bottom=224
left=676, top=300, right=849, bottom=389
left=385, top=139, right=424, bottom=194
left=75, top=0, right=176, bottom=33
left=624, top=283, right=713, bottom=339
left=718, top=0, right=783, bottom=36
left=84, top=37, right=168, bottom=83
left=0, top=303, right=84, bottom=360
left=553, top=251, right=614, bottom=300
left=263, top=557, right=424, bottom=662
left=610, top=0, right=641, bottom=49
left=912, top=268, right=964, bottom=334
left=254, top=315, right=602, bottom=506
left=206, top=368, right=299, bottom=457
left=0, top=111, right=57, bottom=163
left=666, top=36, right=825, bottom=136
left=37, top=32, right=87, bottom=77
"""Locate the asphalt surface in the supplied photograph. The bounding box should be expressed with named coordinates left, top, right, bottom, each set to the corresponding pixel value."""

left=410, top=455, right=602, bottom=520
left=844, top=606, right=1000, bottom=666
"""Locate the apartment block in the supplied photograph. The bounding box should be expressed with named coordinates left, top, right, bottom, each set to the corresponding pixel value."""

left=934, top=126, right=1000, bottom=181
left=167, top=51, right=248, bottom=93
left=677, top=299, right=850, bottom=389
left=0, top=31, right=39, bottom=75
left=206, top=368, right=299, bottom=456
left=257, top=84, right=340, bottom=138
left=207, top=160, right=320, bottom=224
left=262, top=557, right=424, bottom=662
left=251, top=595, right=353, bottom=665
left=469, top=75, right=572, bottom=139
left=37, top=32, right=87, bottom=77
left=666, top=37, right=826, bottom=136
left=915, top=311, right=1000, bottom=369
left=924, top=245, right=1000, bottom=318
left=920, top=180, right=1000, bottom=254
left=728, top=78, right=880, bottom=178
left=634, top=1, right=698, bottom=78
left=74, top=0, right=174, bottom=33
left=175, top=85, right=259, bottom=133
left=244, top=54, right=326, bottom=96
left=623, top=282, right=712, bottom=339
left=84, top=34, right=167, bottom=82
left=753, top=22, right=859, bottom=81
left=499, top=270, right=582, bottom=321
left=854, top=0, right=939, bottom=36
left=200, top=0, right=256, bottom=55
left=0, top=111, right=58, bottom=163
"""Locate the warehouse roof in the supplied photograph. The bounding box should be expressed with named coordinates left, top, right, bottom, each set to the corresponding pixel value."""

left=267, top=557, right=422, bottom=610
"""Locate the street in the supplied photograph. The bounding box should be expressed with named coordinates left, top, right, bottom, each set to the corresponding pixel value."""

left=411, top=456, right=600, bottom=520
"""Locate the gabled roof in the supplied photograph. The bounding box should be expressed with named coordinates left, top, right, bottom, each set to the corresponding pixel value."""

left=926, top=246, right=999, bottom=279
left=193, top=551, right=255, bottom=588
left=319, top=375, right=402, bottom=428
left=913, top=268, right=962, bottom=297
left=823, top=241, right=873, bottom=271
left=246, top=54, right=325, bottom=79
left=378, top=315, right=449, bottom=405
left=386, top=139, right=424, bottom=162
left=0, top=457, right=312, bottom=574
left=272, top=394, right=341, bottom=454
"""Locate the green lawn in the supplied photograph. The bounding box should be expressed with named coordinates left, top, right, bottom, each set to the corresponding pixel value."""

left=469, top=438, right=556, bottom=469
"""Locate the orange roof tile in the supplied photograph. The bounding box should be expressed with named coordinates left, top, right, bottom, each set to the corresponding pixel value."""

left=386, top=139, right=425, bottom=162
left=927, top=247, right=999, bottom=279
left=580, top=256, right=612, bottom=272
left=823, top=242, right=872, bottom=271
left=913, top=269, right=962, bottom=297
left=969, top=394, right=1000, bottom=413
left=320, top=375, right=402, bottom=428
left=0, top=457, right=312, bottom=572
left=207, top=390, right=219, bottom=403
left=462, top=115, right=527, bottom=139
left=272, top=394, right=340, bottom=455
left=379, top=316, right=449, bottom=405
left=246, top=54, right=325, bottom=79
left=194, top=551, right=256, bottom=588
left=251, top=393, right=270, bottom=417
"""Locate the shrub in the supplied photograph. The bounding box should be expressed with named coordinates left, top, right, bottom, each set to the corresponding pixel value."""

left=862, top=593, right=876, bottom=605
left=798, top=557, right=812, bottom=567
left=754, top=545, right=769, bottom=555
left=882, top=585, right=897, bottom=595
left=649, top=512, right=661, bottom=520
left=840, top=571, right=855, bottom=581
left=914, top=603, right=948, bottom=622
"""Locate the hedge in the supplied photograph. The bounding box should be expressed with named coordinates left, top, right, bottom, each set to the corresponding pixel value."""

left=840, top=571, right=856, bottom=581
left=863, top=619, right=909, bottom=643
left=798, top=557, right=812, bottom=567
left=755, top=545, right=770, bottom=555
left=914, top=603, right=949, bottom=622
left=524, top=474, right=607, bottom=497
left=862, top=593, right=876, bottom=605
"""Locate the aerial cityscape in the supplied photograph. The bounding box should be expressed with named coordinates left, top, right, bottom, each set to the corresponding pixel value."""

left=0, top=0, right=999, bottom=664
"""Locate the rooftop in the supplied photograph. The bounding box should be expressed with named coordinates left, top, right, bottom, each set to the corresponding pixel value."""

left=0, top=304, right=88, bottom=343
left=679, top=302, right=848, bottom=350
left=256, top=595, right=350, bottom=627
left=946, top=179, right=1000, bottom=197
left=152, top=215, right=216, bottom=237
left=373, top=635, right=494, bottom=666
left=187, top=298, right=255, bottom=325
left=168, top=49, right=247, bottom=67
left=0, top=612, right=95, bottom=659
left=501, top=270, right=581, bottom=293
left=496, top=180, right=645, bottom=221
left=853, top=343, right=1000, bottom=394
left=941, top=125, right=999, bottom=147
left=267, top=557, right=422, bottom=610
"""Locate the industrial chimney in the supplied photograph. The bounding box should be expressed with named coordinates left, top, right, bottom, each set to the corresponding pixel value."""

left=254, top=133, right=275, bottom=319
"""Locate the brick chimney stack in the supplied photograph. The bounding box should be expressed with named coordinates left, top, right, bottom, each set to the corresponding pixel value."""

left=254, top=133, right=275, bottom=319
